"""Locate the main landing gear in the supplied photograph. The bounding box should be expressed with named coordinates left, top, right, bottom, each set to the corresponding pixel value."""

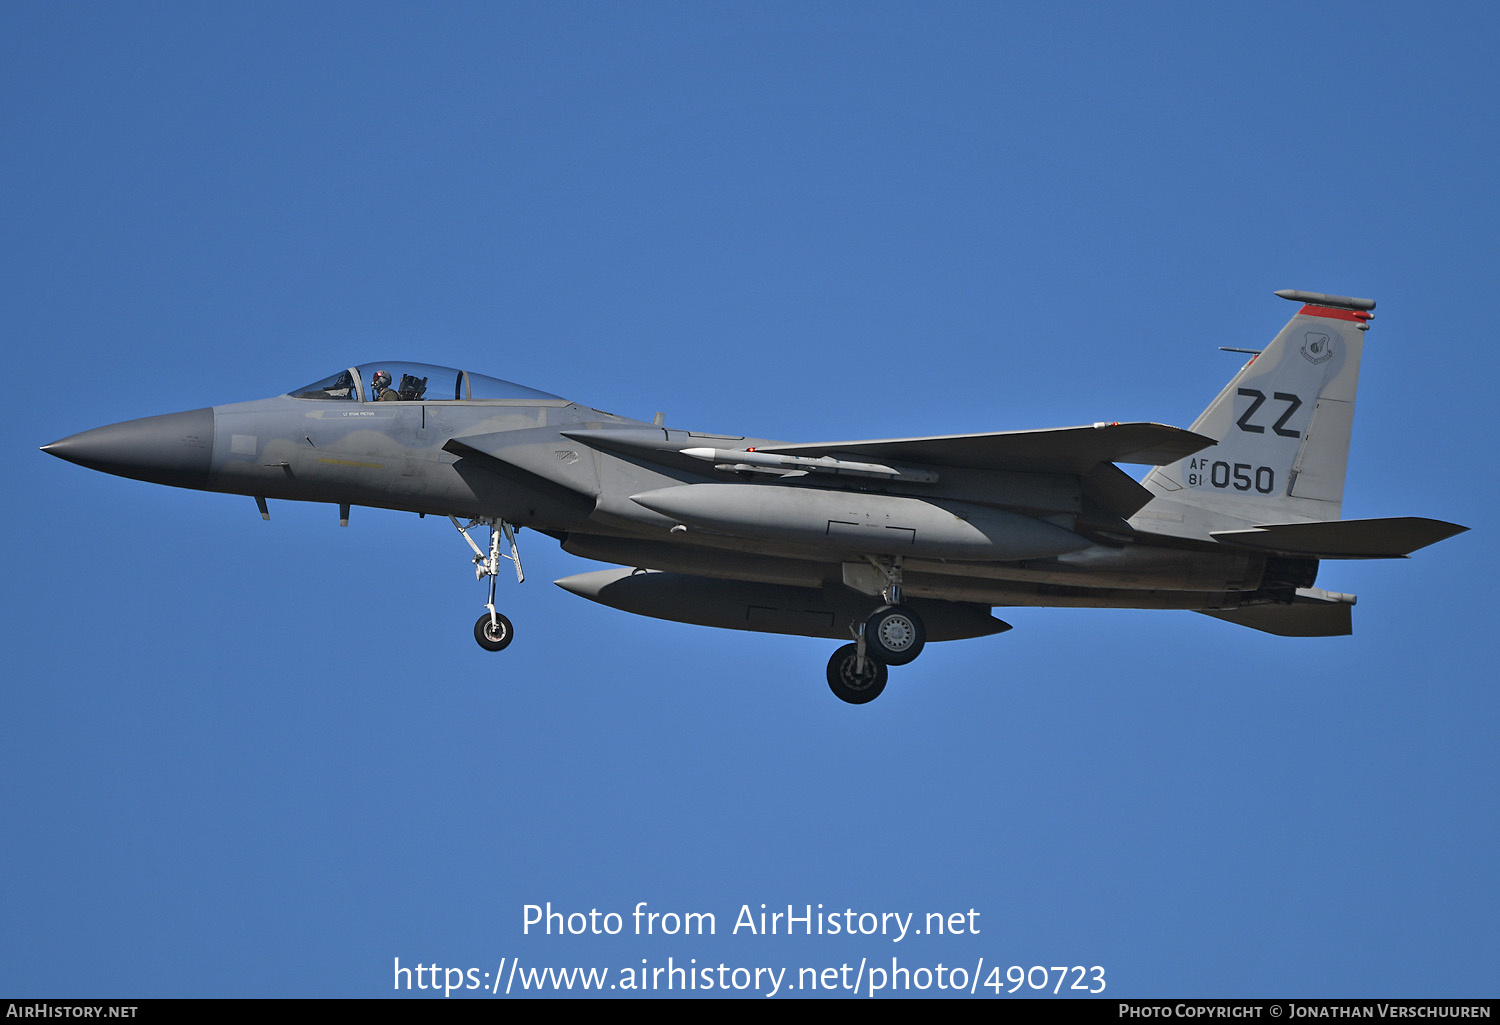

left=825, top=604, right=926, bottom=704
left=450, top=516, right=524, bottom=652
left=827, top=643, right=888, bottom=704
left=825, top=556, right=926, bottom=704
left=864, top=604, right=926, bottom=665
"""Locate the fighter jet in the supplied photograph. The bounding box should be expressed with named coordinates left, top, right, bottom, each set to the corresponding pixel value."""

left=43, top=290, right=1465, bottom=703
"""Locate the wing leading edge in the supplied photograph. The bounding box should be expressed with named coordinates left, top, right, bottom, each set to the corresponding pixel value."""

left=754, top=422, right=1215, bottom=474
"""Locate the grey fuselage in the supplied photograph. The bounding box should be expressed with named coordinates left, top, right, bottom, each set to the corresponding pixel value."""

left=45, top=295, right=1471, bottom=687
left=44, top=365, right=1284, bottom=644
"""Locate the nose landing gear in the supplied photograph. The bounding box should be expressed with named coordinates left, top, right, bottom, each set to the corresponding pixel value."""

left=451, top=516, right=524, bottom=652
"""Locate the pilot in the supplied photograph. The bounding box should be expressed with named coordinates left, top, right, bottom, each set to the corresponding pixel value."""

left=371, top=370, right=399, bottom=401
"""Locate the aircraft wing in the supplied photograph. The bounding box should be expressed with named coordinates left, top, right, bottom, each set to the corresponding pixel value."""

left=550, top=422, right=1214, bottom=524
left=753, top=422, right=1214, bottom=474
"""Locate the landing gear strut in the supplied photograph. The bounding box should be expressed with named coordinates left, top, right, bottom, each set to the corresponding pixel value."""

left=450, top=516, right=524, bottom=652
left=824, top=556, right=927, bottom=703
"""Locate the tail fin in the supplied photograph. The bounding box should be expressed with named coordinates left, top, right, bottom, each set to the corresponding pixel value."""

left=1138, top=290, right=1372, bottom=533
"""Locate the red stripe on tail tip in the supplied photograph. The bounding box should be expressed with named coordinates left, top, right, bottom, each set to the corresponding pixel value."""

left=1298, top=304, right=1371, bottom=322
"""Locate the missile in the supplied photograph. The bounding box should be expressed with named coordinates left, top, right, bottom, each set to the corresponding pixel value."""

left=677, top=447, right=939, bottom=482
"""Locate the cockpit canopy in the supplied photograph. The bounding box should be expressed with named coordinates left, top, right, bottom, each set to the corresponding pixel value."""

left=290, top=362, right=562, bottom=402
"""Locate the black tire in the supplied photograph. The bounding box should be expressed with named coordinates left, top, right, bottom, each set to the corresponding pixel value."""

left=864, top=605, right=926, bottom=666
left=473, top=612, right=514, bottom=652
left=826, top=643, right=888, bottom=704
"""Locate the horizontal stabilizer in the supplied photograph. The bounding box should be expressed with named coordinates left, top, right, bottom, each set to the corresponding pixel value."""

left=1198, top=587, right=1356, bottom=637
left=756, top=422, right=1214, bottom=474
left=1211, top=517, right=1468, bottom=559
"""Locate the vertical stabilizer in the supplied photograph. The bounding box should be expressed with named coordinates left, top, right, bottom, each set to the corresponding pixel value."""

left=1135, top=290, right=1372, bottom=535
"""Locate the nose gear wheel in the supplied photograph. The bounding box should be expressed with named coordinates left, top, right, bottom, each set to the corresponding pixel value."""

left=450, top=516, right=524, bottom=652
left=474, top=612, right=514, bottom=651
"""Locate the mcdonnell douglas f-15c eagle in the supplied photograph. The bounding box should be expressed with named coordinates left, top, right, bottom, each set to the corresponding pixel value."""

left=44, top=290, right=1466, bottom=703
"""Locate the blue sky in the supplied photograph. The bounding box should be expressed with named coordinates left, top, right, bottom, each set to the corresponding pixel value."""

left=3, top=1, right=1495, bottom=998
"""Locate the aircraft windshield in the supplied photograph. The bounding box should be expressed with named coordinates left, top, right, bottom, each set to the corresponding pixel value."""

left=290, top=369, right=359, bottom=400
left=290, top=364, right=562, bottom=402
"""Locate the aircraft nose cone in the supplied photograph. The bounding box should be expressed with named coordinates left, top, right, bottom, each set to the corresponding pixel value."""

left=42, top=408, right=215, bottom=488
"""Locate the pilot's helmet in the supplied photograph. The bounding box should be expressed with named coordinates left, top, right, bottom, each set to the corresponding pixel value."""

left=373, top=370, right=392, bottom=391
